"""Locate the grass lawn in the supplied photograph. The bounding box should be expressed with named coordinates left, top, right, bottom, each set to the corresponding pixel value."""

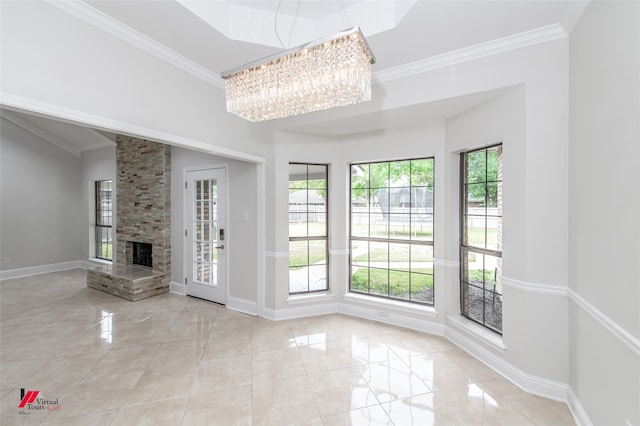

left=289, top=240, right=326, bottom=270
left=465, top=228, right=498, bottom=247
left=351, top=267, right=433, bottom=298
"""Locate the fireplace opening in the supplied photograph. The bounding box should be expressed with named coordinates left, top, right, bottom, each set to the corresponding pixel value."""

left=132, top=242, right=153, bottom=268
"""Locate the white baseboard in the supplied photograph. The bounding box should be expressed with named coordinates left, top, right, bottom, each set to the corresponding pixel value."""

left=227, top=296, right=258, bottom=316
left=445, top=323, right=568, bottom=402
left=567, top=387, right=593, bottom=426
left=263, top=302, right=338, bottom=321
left=170, top=281, right=186, bottom=296
left=171, top=287, right=257, bottom=316
left=339, top=301, right=445, bottom=336
left=0, top=260, right=86, bottom=280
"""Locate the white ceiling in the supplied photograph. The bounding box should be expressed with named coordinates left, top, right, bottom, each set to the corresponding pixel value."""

left=1, top=0, right=585, bottom=152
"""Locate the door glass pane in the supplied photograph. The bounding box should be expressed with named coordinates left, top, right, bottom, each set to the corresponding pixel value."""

left=193, top=179, right=218, bottom=286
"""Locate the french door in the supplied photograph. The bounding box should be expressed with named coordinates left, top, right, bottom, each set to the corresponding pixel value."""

left=185, top=167, right=227, bottom=304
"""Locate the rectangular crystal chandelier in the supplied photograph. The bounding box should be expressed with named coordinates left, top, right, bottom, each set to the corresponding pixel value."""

left=221, top=26, right=375, bottom=122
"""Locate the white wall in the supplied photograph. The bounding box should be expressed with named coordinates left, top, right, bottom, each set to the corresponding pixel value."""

left=80, top=146, right=116, bottom=261
left=265, top=37, right=571, bottom=395
left=446, top=86, right=570, bottom=384
left=0, top=117, right=83, bottom=271
left=569, top=1, right=640, bottom=424
left=0, top=1, right=268, bottom=162
left=266, top=124, right=445, bottom=320
left=171, top=147, right=258, bottom=311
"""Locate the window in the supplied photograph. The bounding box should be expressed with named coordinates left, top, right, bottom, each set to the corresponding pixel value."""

left=460, top=145, right=503, bottom=333
left=95, top=180, right=113, bottom=261
left=289, top=164, right=328, bottom=294
left=350, top=159, right=434, bottom=305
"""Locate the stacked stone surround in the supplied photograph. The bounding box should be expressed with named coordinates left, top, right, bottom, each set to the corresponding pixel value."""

left=87, top=265, right=165, bottom=301
left=87, top=135, right=171, bottom=301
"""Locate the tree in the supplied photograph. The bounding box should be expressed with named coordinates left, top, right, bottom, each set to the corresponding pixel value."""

left=351, top=159, right=434, bottom=206
left=465, top=147, right=501, bottom=207
left=289, top=165, right=327, bottom=200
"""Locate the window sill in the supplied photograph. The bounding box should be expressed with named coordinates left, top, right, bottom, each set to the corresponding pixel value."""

left=447, top=315, right=506, bottom=352
left=287, top=292, right=335, bottom=305
left=343, top=293, right=438, bottom=318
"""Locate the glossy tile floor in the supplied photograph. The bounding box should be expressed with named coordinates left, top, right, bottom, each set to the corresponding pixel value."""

left=1, top=269, right=575, bottom=425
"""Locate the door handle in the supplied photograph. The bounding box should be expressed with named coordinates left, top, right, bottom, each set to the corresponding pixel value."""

left=215, top=245, right=225, bottom=249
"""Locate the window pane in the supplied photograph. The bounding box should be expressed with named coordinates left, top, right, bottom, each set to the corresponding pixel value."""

left=289, top=164, right=328, bottom=294
left=411, top=214, right=433, bottom=242
left=391, top=160, right=411, bottom=184
left=462, top=281, right=484, bottom=324
left=350, top=158, right=434, bottom=306
left=95, top=180, right=113, bottom=261
left=410, top=272, right=433, bottom=304
left=389, top=271, right=410, bottom=299
left=410, top=186, right=433, bottom=215
left=289, top=240, right=308, bottom=269
left=308, top=164, right=327, bottom=187
left=466, top=151, right=486, bottom=183
left=486, top=148, right=500, bottom=182
left=389, top=243, right=410, bottom=272
left=369, top=241, right=388, bottom=270
left=370, top=163, right=389, bottom=188
left=487, top=182, right=499, bottom=208
left=351, top=240, right=369, bottom=268
left=466, top=183, right=486, bottom=208
left=460, top=144, right=503, bottom=333
left=466, top=215, right=486, bottom=249
left=369, top=268, right=388, bottom=296
left=308, top=265, right=327, bottom=292
left=352, top=164, right=368, bottom=189
left=289, top=268, right=309, bottom=293
left=351, top=267, right=370, bottom=293
left=411, top=245, right=433, bottom=273
left=308, top=211, right=326, bottom=237
left=486, top=216, right=501, bottom=251
left=308, top=240, right=327, bottom=266
left=389, top=213, right=410, bottom=239
left=371, top=189, right=388, bottom=239
left=351, top=206, right=370, bottom=238
left=463, top=250, right=484, bottom=286
left=410, top=159, right=433, bottom=186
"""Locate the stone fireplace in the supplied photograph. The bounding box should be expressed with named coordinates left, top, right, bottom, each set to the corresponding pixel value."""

left=87, top=136, right=171, bottom=301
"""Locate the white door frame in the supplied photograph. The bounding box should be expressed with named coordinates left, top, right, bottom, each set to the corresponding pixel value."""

left=183, top=164, right=229, bottom=303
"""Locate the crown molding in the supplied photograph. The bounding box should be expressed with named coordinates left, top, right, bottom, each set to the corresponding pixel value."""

left=0, top=109, right=82, bottom=157
left=47, top=0, right=225, bottom=89
left=373, top=23, right=567, bottom=84
left=47, top=1, right=568, bottom=92
left=46, top=0, right=567, bottom=92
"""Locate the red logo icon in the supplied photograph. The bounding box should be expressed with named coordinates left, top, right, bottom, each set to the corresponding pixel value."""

left=18, top=389, right=39, bottom=408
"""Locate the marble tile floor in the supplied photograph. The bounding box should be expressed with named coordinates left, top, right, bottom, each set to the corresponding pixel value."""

left=0, top=269, right=575, bottom=425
